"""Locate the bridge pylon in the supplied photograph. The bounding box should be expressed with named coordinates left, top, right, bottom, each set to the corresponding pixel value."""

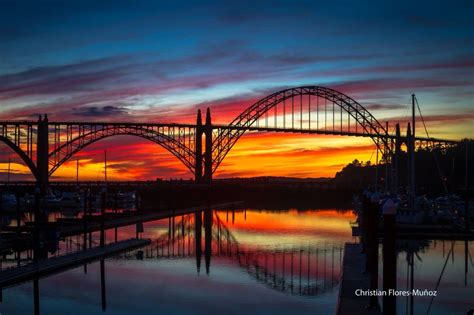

left=36, top=114, right=49, bottom=194
left=393, top=123, right=401, bottom=192
left=195, top=110, right=203, bottom=183
left=204, top=108, right=212, bottom=183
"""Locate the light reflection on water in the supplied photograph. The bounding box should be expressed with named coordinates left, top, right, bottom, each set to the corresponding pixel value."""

left=0, top=209, right=473, bottom=315
left=389, top=239, right=474, bottom=315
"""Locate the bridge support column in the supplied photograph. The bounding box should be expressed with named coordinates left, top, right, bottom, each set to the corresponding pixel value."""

left=195, top=110, right=203, bottom=183
left=36, top=115, right=49, bottom=194
left=204, top=108, right=212, bottom=184
left=394, top=123, right=401, bottom=193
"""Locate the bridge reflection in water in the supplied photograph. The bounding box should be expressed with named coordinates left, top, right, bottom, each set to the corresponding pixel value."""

left=2, top=207, right=472, bottom=314
left=0, top=208, right=352, bottom=315
left=117, top=210, right=344, bottom=297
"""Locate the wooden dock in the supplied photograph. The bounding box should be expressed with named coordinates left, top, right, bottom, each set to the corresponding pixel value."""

left=0, top=201, right=243, bottom=254
left=336, top=243, right=381, bottom=315
left=0, top=238, right=150, bottom=288
left=60, top=201, right=242, bottom=237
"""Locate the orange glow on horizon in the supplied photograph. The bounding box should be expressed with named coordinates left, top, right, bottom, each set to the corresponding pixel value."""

left=214, top=133, right=377, bottom=178
left=215, top=209, right=356, bottom=246
left=217, top=209, right=355, bottom=234
left=1, top=133, right=379, bottom=181
left=96, top=209, right=356, bottom=248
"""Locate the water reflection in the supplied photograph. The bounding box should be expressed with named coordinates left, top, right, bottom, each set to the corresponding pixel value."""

left=118, top=211, right=344, bottom=296
left=1, top=209, right=353, bottom=315
left=388, top=239, right=474, bottom=315
left=1, top=208, right=472, bottom=315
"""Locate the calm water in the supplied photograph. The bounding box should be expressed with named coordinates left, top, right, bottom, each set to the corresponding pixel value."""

left=388, top=240, right=474, bottom=314
left=0, top=208, right=473, bottom=314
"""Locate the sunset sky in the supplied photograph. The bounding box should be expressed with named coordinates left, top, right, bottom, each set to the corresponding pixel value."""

left=1, top=0, right=473, bottom=180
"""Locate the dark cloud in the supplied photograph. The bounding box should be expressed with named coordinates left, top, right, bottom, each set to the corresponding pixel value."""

left=332, top=78, right=471, bottom=97
left=386, top=111, right=474, bottom=125
left=0, top=55, right=131, bottom=100
left=71, top=105, right=129, bottom=118
left=366, top=55, right=474, bottom=73
left=0, top=46, right=388, bottom=104
left=365, top=104, right=406, bottom=111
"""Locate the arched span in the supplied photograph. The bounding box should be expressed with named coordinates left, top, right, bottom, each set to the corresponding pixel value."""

left=212, top=86, right=390, bottom=173
left=0, top=136, right=38, bottom=179
left=48, top=125, right=195, bottom=176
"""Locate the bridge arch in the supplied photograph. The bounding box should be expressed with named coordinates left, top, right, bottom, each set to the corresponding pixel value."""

left=212, top=86, right=390, bottom=173
left=0, top=136, right=38, bottom=179
left=48, top=125, right=196, bottom=176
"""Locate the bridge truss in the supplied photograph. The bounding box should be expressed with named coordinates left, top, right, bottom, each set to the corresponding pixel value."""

left=47, top=122, right=197, bottom=176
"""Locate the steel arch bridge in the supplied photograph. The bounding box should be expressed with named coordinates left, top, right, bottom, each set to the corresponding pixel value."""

left=211, top=86, right=389, bottom=173
left=0, top=85, right=459, bottom=191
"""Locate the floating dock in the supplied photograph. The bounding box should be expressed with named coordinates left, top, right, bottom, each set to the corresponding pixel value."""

left=0, top=201, right=243, bottom=254
left=0, top=238, right=150, bottom=288
left=60, top=201, right=242, bottom=237
left=336, top=243, right=381, bottom=315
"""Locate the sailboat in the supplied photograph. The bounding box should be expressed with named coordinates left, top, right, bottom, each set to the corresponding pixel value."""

left=396, top=94, right=423, bottom=224
left=1, top=158, right=17, bottom=210
left=58, top=158, right=83, bottom=212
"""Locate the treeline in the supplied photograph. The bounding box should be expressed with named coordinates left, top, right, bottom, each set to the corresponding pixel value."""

left=139, top=182, right=354, bottom=211
left=334, top=140, right=474, bottom=196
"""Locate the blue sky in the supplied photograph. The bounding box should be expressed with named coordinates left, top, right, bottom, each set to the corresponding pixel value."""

left=1, top=1, right=472, bottom=116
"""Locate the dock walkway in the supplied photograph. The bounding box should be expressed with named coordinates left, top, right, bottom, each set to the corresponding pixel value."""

left=0, top=238, right=150, bottom=288
left=336, top=243, right=381, bottom=315
left=0, top=201, right=243, bottom=254
left=60, top=202, right=241, bottom=237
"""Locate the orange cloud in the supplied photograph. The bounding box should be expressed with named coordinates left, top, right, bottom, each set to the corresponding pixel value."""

left=215, top=133, right=377, bottom=178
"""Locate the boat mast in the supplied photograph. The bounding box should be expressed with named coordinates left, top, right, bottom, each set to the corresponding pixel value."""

left=465, top=141, right=469, bottom=189
left=375, top=147, right=379, bottom=192
left=104, top=149, right=107, bottom=184
left=76, top=158, right=79, bottom=186
left=411, top=94, right=416, bottom=210
left=7, top=157, right=11, bottom=189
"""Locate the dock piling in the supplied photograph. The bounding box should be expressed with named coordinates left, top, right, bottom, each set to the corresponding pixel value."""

left=100, top=191, right=106, bottom=247
left=382, top=198, right=397, bottom=315
left=367, top=193, right=380, bottom=310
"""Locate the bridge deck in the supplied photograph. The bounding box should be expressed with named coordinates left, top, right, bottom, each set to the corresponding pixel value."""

left=0, top=120, right=459, bottom=143
left=336, top=243, right=381, bottom=315
left=0, top=238, right=150, bottom=288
